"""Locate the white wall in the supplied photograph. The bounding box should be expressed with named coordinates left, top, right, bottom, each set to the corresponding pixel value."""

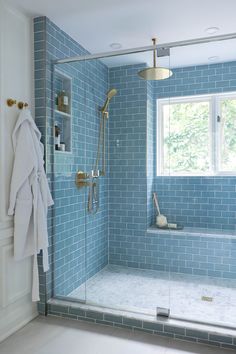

left=0, top=0, right=38, bottom=341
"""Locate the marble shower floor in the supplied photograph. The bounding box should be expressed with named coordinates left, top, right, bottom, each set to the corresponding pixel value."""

left=69, top=265, right=236, bottom=328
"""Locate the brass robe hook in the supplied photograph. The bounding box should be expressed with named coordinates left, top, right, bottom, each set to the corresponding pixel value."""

left=7, top=98, right=29, bottom=109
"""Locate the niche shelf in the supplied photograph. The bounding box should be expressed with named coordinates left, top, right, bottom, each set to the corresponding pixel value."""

left=54, top=109, right=71, bottom=118
left=54, top=70, right=72, bottom=153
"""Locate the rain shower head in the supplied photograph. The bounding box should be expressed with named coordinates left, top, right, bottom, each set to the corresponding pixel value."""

left=100, top=88, right=117, bottom=114
left=138, top=38, right=173, bottom=81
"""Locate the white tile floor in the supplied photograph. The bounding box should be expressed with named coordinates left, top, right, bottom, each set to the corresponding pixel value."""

left=0, top=316, right=232, bottom=354
left=69, top=265, right=236, bottom=327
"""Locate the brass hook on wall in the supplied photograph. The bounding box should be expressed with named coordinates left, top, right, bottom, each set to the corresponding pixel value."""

left=7, top=98, right=29, bottom=109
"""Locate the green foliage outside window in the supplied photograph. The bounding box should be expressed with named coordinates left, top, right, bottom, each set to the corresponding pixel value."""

left=163, top=101, right=210, bottom=174
left=162, top=97, right=236, bottom=175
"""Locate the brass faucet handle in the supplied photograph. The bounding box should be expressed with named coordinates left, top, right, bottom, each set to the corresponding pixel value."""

left=77, top=171, right=89, bottom=179
left=75, top=170, right=90, bottom=189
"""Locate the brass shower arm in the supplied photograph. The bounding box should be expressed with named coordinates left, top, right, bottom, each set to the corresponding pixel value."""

left=152, top=38, right=157, bottom=68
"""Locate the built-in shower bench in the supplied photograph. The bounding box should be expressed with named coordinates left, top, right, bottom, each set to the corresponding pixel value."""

left=145, top=226, right=236, bottom=279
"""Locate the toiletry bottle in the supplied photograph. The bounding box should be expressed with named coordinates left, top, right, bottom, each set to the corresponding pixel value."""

left=58, top=91, right=63, bottom=112
left=55, top=123, right=61, bottom=150
left=58, top=90, right=69, bottom=113
left=63, top=92, right=69, bottom=110
left=60, top=142, right=65, bottom=152
left=55, top=93, right=58, bottom=109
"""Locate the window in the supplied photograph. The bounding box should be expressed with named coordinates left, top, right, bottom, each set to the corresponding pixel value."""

left=157, top=93, right=236, bottom=176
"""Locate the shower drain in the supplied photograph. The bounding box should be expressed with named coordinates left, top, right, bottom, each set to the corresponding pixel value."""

left=201, top=296, right=213, bottom=302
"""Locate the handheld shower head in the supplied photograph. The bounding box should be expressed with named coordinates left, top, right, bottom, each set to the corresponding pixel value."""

left=100, top=88, right=117, bottom=114
left=107, top=88, right=117, bottom=99
left=95, top=88, right=117, bottom=177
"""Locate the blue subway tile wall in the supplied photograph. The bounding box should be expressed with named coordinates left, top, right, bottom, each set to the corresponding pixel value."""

left=108, top=64, right=149, bottom=268
left=34, top=17, right=51, bottom=313
left=154, top=176, right=236, bottom=231
left=34, top=17, right=109, bottom=307
left=153, top=63, right=236, bottom=231
left=147, top=81, right=156, bottom=226
left=108, top=62, right=236, bottom=278
left=146, top=229, right=236, bottom=278
left=153, top=62, right=236, bottom=98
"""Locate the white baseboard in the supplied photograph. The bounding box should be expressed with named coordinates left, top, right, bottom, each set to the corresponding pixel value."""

left=0, top=306, right=38, bottom=343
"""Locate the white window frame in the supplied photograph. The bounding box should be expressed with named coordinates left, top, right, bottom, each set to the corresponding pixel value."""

left=157, top=92, right=236, bottom=176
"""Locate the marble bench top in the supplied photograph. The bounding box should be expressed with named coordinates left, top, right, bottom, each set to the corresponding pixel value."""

left=147, top=225, right=236, bottom=239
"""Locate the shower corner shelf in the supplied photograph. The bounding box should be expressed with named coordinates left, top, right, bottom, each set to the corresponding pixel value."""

left=54, top=109, right=71, bottom=118
left=54, top=70, right=72, bottom=153
left=54, top=150, right=72, bottom=155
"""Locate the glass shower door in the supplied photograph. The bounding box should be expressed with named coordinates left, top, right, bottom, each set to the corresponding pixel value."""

left=52, top=50, right=174, bottom=318
left=52, top=62, right=87, bottom=302
left=166, top=38, right=236, bottom=328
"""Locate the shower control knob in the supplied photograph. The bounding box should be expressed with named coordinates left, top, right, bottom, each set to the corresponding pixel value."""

left=77, top=171, right=89, bottom=179
left=75, top=170, right=90, bottom=189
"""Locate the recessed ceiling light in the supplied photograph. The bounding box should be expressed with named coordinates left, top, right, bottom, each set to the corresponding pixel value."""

left=205, top=27, right=220, bottom=35
left=110, top=43, right=122, bottom=49
left=208, top=56, right=219, bottom=61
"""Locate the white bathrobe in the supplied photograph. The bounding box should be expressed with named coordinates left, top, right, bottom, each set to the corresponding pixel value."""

left=8, top=109, right=54, bottom=301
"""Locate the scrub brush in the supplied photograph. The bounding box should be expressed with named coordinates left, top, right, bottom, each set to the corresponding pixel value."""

left=153, top=192, right=168, bottom=227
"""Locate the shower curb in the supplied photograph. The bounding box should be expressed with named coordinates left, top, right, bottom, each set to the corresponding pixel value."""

left=46, top=299, right=236, bottom=351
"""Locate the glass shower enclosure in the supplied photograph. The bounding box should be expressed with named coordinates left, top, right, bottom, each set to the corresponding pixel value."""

left=51, top=38, right=236, bottom=330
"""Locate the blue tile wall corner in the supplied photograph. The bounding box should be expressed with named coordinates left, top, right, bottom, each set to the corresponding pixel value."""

left=108, top=63, right=151, bottom=268
left=108, top=61, right=236, bottom=277
left=34, top=16, right=109, bottom=308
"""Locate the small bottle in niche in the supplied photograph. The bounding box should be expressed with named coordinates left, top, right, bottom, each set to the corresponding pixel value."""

left=58, top=90, right=69, bottom=113
left=60, top=142, right=65, bottom=152
left=54, top=123, right=61, bottom=150
left=55, top=93, right=58, bottom=108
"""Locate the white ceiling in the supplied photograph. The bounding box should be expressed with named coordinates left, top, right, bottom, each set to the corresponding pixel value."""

left=8, top=0, right=236, bottom=67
